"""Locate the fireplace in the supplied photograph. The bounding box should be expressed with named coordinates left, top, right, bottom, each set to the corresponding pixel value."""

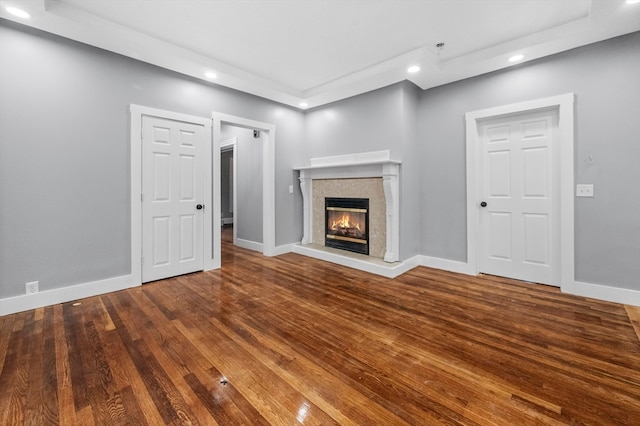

left=295, top=150, right=400, bottom=263
left=325, top=197, right=369, bottom=255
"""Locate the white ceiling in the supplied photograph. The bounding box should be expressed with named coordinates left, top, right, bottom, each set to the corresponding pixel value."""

left=1, top=0, right=639, bottom=109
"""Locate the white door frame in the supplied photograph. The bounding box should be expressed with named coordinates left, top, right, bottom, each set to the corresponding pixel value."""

left=220, top=137, right=237, bottom=244
left=465, top=93, right=574, bottom=288
left=212, top=112, right=276, bottom=268
left=130, top=105, right=214, bottom=284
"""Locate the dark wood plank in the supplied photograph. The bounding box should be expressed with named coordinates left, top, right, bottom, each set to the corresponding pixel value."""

left=102, top=294, right=201, bottom=425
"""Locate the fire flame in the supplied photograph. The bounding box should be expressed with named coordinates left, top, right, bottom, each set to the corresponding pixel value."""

left=331, top=214, right=361, bottom=232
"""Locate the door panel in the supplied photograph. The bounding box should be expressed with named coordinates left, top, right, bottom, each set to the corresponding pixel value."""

left=179, top=154, right=196, bottom=200
left=179, top=214, right=196, bottom=261
left=488, top=150, right=511, bottom=197
left=523, top=147, right=548, bottom=197
left=142, top=115, right=204, bottom=282
left=152, top=216, right=170, bottom=266
left=523, top=213, right=549, bottom=265
left=153, top=153, right=171, bottom=201
left=479, top=110, right=559, bottom=285
left=488, top=212, right=512, bottom=260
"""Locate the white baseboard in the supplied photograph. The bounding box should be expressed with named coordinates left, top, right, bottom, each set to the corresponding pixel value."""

left=0, top=274, right=139, bottom=316
left=419, top=255, right=475, bottom=275
left=292, top=244, right=421, bottom=278
left=291, top=246, right=640, bottom=307
left=563, top=280, right=640, bottom=307
left=235, top=238, right=264, bottom=253
left=272, top=243, right=296, bottom=256
left=221, top=217, right=234, bottom=225
left=3, top=255, right=637, bottom=317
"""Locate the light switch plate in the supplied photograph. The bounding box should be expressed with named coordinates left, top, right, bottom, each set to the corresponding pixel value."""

left=576, top=184, right=594, bottom=197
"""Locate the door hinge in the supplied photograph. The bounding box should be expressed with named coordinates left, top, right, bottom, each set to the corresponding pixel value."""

left=141, top=193, right=144, bottom=202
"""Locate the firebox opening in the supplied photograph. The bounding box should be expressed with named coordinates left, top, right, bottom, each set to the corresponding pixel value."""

left=325, top=197, right=369, bottom=255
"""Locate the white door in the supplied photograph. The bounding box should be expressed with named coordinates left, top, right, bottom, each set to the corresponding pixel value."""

left=478, top=109, right=559, bottom=286
left=142, top=115, right=205, bottom=282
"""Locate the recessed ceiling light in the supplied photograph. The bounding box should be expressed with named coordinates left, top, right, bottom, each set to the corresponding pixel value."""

left=299, top=102, right=308, bottom=108
left=205, top=72, right=217, bottom=79
left=626, top=0, right=640, bottom=4
left=508, top=54, right=525, bottom=63
left=5, top=6, right=30, bottom=19
left=407, top=66, right=420, bottom=74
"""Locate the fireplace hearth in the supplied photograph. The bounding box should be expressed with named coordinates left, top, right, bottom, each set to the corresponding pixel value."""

left=325, top=197, right=369, bottom=255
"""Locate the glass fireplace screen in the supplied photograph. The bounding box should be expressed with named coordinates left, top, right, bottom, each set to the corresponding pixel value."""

left=325, top=197, right=369, bottom=255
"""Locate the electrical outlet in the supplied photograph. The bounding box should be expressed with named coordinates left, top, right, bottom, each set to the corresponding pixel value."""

left=576, top=184, right=594, bottom=197
left=26, top=281, right=39, bottom=294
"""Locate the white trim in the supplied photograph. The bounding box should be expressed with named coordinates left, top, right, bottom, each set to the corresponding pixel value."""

left=293, top=244, right=421, bottom=279
left=382, top=163, right=401, bottom=262
left=419, top=255, right=476, bottom=276
left=235, top=238, right=264, bottom=253
left=130, top=106, right=143, bottom=285
left=0, top=275, right=138, bottom=316
left=564, top=281, right=640, bottom=307
left=220, top=136, right=237, bottom=149
left=130, top=104, right=215, bottom=281
left=304, top=150, right=399, bottom=168
left=212, top=112, right=277, bottom=259
left=464, top=93, right=574, bottom=289
left=272, top=243, right=296, bottom=256
left=220, top=137, right=237, bottom=244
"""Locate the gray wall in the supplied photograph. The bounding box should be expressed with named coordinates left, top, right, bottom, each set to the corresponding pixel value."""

left=304, top=84, right=405, bottom=159
left=398, top=82, right=422, bottom=259
left=304, top=82, right=423, bottom=260
left=1, top=17, right=638, bottom=301
left=418, top=32, right=640, bottom=291
left=0, top=19, right=304, bottom=299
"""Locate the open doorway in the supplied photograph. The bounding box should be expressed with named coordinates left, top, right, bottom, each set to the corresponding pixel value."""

left=219, top=125, right=263, bottom=255
left=212, top=112, right=276, bottom=268
left=220, top=136, right=235, bottom=248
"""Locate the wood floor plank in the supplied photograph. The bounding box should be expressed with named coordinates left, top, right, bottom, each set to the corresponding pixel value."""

left=626, top=305, right=640, bottom=342
left=115, top=291, right=225, bottom=426
left=37, top=306, right=60, bottom=425
left=175, top=307, right=340, bottom=425
left=102, top=295, right=200, bottom=425
left=1, top=311, right=36, bottom=425
left=1, top=226, right=639, bottom=425
left=53, top=304, right=78, bottom=426
left=95, top=296, right=165, bottom=425
left=61, top=302, right=92, bottom=412
left=24, top=305, right=45, bottom=425
left=202, top=313, right=412, bottom=426
left=0, top=312, right=16, bottom=384
left=0, top=328, right=26, bottom=425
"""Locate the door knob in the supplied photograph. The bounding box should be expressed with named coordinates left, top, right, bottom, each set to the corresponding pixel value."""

left=196, top=204, right=204, bottom=210
left=480, top=201, right=487, bottom=207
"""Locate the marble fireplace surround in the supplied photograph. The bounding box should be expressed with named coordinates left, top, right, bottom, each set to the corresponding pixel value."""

left=293, top=151, right=402, bottom=275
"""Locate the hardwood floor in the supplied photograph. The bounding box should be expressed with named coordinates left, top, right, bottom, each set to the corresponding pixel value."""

left=1, top=227, right=639, bottom=425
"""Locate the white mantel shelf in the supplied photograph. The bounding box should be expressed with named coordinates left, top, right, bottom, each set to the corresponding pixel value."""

left=293, top=150, right=401, bottom=269
left=295, top=159, right=401, bottom=171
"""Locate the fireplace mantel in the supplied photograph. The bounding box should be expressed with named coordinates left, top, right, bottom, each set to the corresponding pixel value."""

left=294, top=151, right=400, bottom=263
